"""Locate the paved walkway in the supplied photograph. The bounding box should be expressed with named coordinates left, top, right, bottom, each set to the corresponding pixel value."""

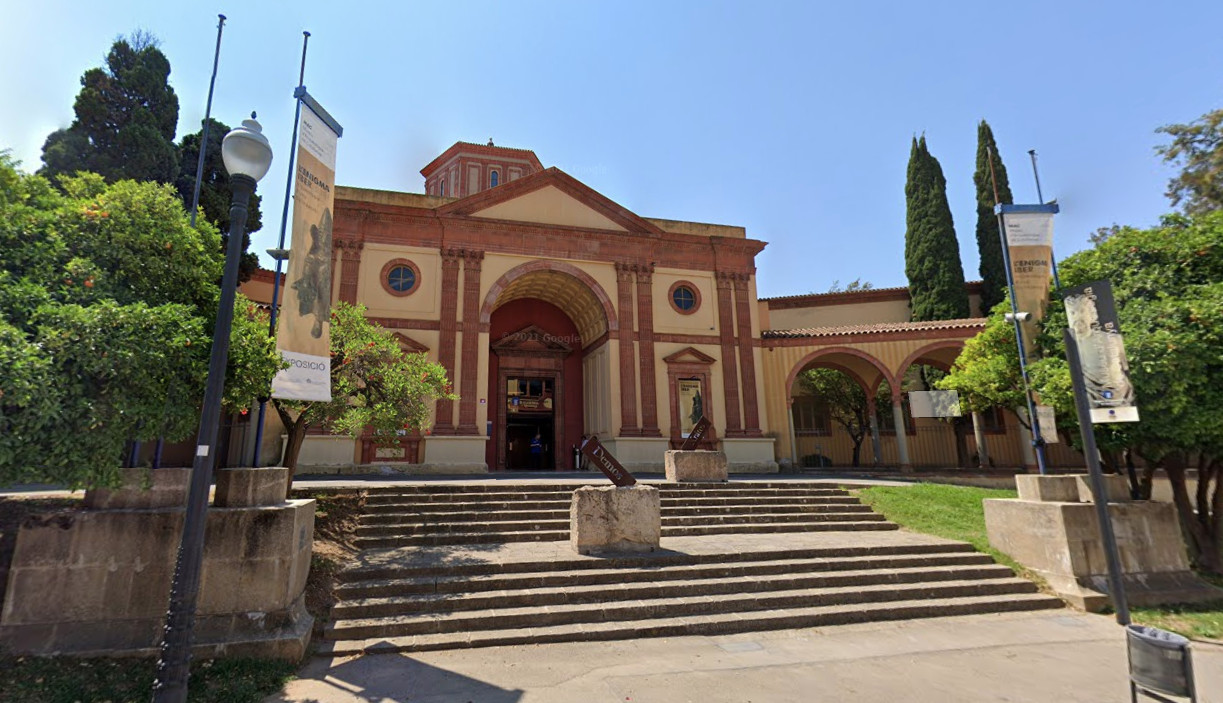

left=269, top=610, right=1222, bottom=702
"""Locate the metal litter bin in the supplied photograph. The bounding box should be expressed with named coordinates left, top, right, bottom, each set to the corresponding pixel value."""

left=1127, top=625, right=1196, bottom=702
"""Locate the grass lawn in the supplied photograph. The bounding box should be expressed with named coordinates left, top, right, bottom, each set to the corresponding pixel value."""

left=0, top=656, right=297, bottom=703
left=857, top=482, right=1223, bottom=641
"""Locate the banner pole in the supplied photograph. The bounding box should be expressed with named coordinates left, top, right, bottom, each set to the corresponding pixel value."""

left=1028, top=149, right=1063, bottom=292
left=988, top=147, right=1048, bottom=474
left=251, top=31, right=310, bottom=468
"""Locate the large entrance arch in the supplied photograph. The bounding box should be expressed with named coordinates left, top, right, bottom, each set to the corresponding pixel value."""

left=481, top=262, right=617, bottom=470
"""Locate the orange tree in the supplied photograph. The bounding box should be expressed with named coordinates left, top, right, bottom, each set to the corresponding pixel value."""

left=271, top=302, right=453, bottom=492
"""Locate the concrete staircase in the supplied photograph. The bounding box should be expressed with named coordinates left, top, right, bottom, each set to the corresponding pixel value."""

left=354, top=483, right=895, bottom=548
left=320, top=482, right=1062, bottom=655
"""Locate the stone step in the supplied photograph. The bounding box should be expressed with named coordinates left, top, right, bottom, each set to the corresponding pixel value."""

left=318, top=593, right=1062, bottom=656
left=364, top=497, right=866, bottom=513
left=325, top=577, right=1043, bottom=640
left=361, top=503, right=876, bottom=526
left=361, top=482, right=851, bottom=494
left=363, top=487, right=852, bottom=504
left=332, top=563, right=1018, bottom=619
left=338, top=542, right=979, bottom=582
left=357, top=511, right=886, bottom=535
left=356, top=513, right=890, bottom=537
left=336, top=551, right=998, bottom=599
left=362, top=509, right=572, bottom=525
left=352, top=520, right=897, bottom=548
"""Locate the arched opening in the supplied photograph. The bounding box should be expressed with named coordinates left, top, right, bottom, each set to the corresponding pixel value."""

left=786, top=348, right=891, bottom=469
left=894, top=342, right=970, bottom=468
left=481, top=263, right=616, bottom=471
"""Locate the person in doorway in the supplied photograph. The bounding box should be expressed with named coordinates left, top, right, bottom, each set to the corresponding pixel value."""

left=530, top=432, right=543, bottom=469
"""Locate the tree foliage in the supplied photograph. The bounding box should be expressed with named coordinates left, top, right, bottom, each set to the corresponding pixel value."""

left=1157, top=107, right=1223, bottom=215
left=176, top=118, right=263, bottom=281
left=40, top=34, right=180, bottom=185
left=799, top=368, right=870, bottom=467
left=942, top=210, right=1223, bottom=572
left=973, top=121, right=1013, bottom=312
left=272, top=303, right=455, bottom=489
left=905, top=136, right=970, bottom=321
left=0, top=159, right=282, bottom=488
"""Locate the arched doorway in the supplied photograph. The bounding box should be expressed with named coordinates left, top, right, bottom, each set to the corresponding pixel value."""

left=785, top=347, right=893, bottom=468
left=481, top=263, right=616, bottom=471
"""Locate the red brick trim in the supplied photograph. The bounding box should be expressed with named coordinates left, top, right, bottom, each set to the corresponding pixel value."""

left=783, top=346, right=897, bottom=402
left=636, top=264, right=660, bottom=436
left=614, top=263, right=639, bottom=435
left=715, top=272, right=742, bottom=435
left=667, top=280, right=702, bottom=315
left=366, top=317, right=441, bottom=331
left=433, top=249, right=462, bottom=433
left=733, top=274, right=762, bottom=437
left=896, top=340, right=967, bottom=378
left=379, top=257, right=422, bottom=297
left=438, top=167, right=666, bottom=236
left=581, top=331, right=610, bottom=358
left=478, top=259, right=618, bottom=334
left=337, top=241, right=363, bottom=305
left=457, top=250, right=484, bottom=434
left=762, top=324, right=981, bottom=348
left=391, top=332, right=430, bottom=353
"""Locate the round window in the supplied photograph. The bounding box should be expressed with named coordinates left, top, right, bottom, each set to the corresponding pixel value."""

left=672, top=285, right=697, bottom=312
left=387, top=266, right=416, bottom=292
left=381, top=259, right=422, bottom=297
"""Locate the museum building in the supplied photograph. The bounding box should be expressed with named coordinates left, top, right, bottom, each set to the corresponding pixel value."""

left=239, top=141, right=1086, bottom=474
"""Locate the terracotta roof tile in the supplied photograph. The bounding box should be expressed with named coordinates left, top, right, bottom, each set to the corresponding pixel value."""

left=762, top=318, right=988, bottom=339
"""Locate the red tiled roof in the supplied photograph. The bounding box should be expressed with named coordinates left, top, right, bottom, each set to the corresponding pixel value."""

left=761, top=281, right=984, bottom=309
left=762, top=318, right=988, bottom=339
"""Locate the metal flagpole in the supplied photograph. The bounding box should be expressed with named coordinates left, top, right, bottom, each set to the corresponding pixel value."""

left=1028, top=149, right=1063, bottom=291
left=988, top=147, right=1048, bottom=474
left=251, top=31, right=310, bottom=468
left=153, top=13, right=226, bottom=471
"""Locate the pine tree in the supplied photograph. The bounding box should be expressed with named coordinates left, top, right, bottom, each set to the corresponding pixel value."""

left=176, top=118, right=264, bottom=281
left=40, top=32, right=180, bottom=185
left=973, top=120, right=1013, bottom=312
left=904, top=136, right=970, bottom=321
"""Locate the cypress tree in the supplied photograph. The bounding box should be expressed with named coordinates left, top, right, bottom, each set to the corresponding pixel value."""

left=973, top=120, right=1013, bottom=312
left=40, top=33, right=180, bottom=185
left=904, top=136, right=970, bottom=321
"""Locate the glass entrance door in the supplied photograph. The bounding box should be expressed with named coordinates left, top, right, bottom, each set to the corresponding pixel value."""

left=505, top=376, right=555, bottom=470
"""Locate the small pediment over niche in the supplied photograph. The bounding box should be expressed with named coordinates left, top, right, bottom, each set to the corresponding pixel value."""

left=392, top=333, right=430, bottom=354
left=492, top=325, right=573, bottom=356
left=663, top=347, right=716, bottom=365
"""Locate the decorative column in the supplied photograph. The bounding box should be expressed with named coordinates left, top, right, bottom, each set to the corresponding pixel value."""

left=457, top=250, right=484, bottom=435
left=972, top=411, right=990, bottom=468
left=433, top=248, right=462, bottom=434
left=732, top=273, right=762, bottom=437
left=867, top=397, right=882, bottom=466
left=892, top=390, right=912, bottom=472
left=634, top=263, right=660, bottom=436
left=614, top=263, right=639, bottom=436
left=786, top=398, right=799, bottom=467
left=336, top=240, right=362, bottom=304
left=715, top=272, right=742, bottom=435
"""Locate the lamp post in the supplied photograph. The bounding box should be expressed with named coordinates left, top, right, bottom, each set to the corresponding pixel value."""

left=152, top=115, right=272, bottom=703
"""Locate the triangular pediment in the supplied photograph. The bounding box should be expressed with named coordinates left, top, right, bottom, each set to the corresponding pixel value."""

left=492, top=325, right=573, bottom=355
left=438, top=168, right=664, bottom=235
left=663, top=346, right=717, bottom=365
left=392, top=333, right=430, bottom=354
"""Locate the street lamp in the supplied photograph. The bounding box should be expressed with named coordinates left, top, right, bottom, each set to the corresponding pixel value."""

left=153, top=115, right=272, bottom=703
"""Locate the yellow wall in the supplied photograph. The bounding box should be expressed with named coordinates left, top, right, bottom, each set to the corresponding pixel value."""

left=652, top=269, right=718, bottom=334
left=359, top=244, right=442, bottom=320
left=768, top=298, right=911, bottom=330
left=472, top=186, right=628, bottom=231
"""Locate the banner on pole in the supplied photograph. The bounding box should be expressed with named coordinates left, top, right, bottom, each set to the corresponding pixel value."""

left=1061, top=280, right=1139, bottom=423
left=272, top=100, right=341, bottom=401
left=998, top=204, right=1058, bottom=351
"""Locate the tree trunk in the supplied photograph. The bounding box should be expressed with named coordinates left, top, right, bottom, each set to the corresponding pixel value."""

left=272, top=400, right=312, bottom=499
left=850, top=438, right=862, bottom=467
left=1164, top=452, right=1221, bottom=573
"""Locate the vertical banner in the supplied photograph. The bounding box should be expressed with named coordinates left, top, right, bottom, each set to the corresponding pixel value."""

left=272, top=99, right=341, bottom=401
left=999, top=204, right=1057, bottom=353
left=1062, top=280, right=1139, bottom=423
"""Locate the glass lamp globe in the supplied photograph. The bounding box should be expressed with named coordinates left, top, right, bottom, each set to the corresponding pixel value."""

left=221, top=115, right=273, bottom=182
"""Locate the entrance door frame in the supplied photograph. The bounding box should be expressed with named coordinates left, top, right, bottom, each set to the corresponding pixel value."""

left=491, top=325, right=572, bottom=471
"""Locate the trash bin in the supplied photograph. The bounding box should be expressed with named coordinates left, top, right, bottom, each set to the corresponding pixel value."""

left=1127, top=624, right=1195, bottom=701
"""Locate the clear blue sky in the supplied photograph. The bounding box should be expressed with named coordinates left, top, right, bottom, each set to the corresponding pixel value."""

left=4, top=1, right=1221, bottom=298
